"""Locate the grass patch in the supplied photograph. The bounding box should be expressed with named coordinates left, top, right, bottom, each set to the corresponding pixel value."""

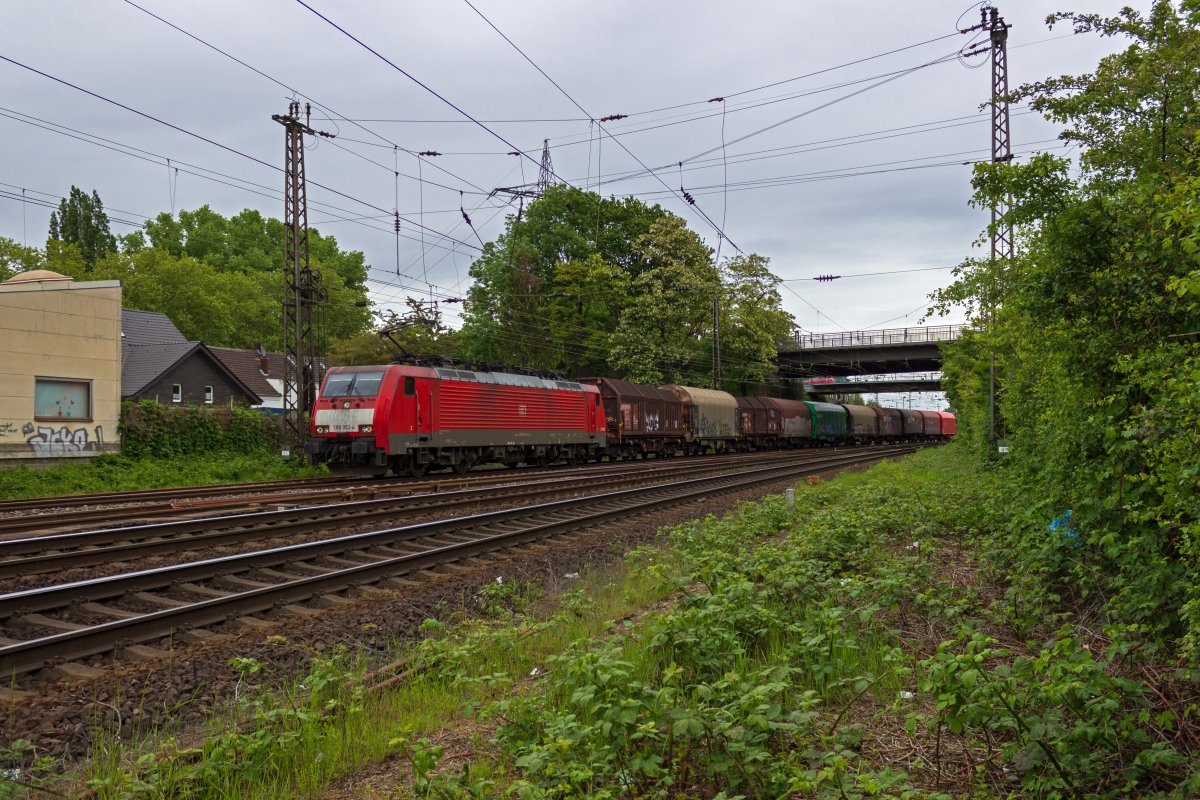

left=0, top=451, right=325, bottom=501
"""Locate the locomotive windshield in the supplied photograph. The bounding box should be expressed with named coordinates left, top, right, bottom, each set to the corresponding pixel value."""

left=323, top=370, right=385, bottom=398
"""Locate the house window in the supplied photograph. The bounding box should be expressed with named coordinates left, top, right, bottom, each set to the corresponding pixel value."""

left=204, top=386, right=214, bottom=404
left=172, top=384, right=182, bottom=403
left=34, top=378, right=92, bottom=421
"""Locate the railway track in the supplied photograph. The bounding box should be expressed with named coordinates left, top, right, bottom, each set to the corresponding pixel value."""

left=0, top=450, right=843, bottom=537
left=0, top=450, right=861, bottom=580
left=0, top=473, right=377, bottom=513
left=0, top=447, right=915, bottom=680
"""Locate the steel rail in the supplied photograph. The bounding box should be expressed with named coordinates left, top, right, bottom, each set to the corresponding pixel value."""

left=0, top=449, right=820, bottom=534
left=0, top=474, right=380, bottom=513
left=0, top=450, right=825, bottom=537
left=0, top=450, right=850, bottom=577
left=0, top=448, right=915, bottom=677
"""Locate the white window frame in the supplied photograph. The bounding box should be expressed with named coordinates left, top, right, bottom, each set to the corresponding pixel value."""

left=204, top=385, right=214, bottom=404
left=171, top=384, right=182, bottom=403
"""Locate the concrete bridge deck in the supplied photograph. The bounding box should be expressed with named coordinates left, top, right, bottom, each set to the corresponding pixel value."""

left=779, top=324, right=965, bottom=377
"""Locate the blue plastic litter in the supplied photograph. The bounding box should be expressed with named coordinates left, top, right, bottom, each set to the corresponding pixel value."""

left=1049, top=509, right=1082, bottom=548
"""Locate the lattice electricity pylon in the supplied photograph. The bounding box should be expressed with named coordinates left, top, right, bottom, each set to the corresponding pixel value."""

left=272, top=102, right=331, bottom=455
left=987, top=6, right=1013, bottom=268
left=536, top=139, right=555, bottom=195
left=492, top=139, right=557, bottom=202
left=962, top=5, right=1014, bottom=451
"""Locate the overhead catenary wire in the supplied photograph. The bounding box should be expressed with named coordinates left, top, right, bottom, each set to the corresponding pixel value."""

left=119, top=0, right=489, bottom=197
left=295, top=0, right=577, bottom=193
left=0, top=55, right=482, bottom=253
left=458, top=0, right=742, bottom=253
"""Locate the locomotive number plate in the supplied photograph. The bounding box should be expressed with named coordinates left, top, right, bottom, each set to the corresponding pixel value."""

left=330, top=423, right=358, bottom=432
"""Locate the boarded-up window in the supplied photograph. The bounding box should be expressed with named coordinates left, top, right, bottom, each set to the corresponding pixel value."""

left=34, top=378, right=91, bottom=420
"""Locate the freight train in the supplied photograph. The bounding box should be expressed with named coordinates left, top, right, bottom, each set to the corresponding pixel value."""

left=305, top=364, right=955, bottom=477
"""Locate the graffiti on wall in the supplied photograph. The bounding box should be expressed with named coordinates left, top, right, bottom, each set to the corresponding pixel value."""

left=23, top=423, right=106, bottom=456
left=0, top=422, right=16, bottom=437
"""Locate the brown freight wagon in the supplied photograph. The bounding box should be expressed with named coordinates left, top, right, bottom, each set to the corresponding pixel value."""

left=581, top=377, right=687, bottom=458
left=768, top=397, right=812, bottom=445
left=918, top=410, right=942, bottom=439
left=839, top=403, right=879, bottom=442
left=735, top=396, right=780, bottom=449
left=900, top=408, right=925, bottom=439
left=872, top=407, right=904, bottom=442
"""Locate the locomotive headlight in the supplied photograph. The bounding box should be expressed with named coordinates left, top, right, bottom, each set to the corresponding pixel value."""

left=359, top=424, right=374, bottom=433
left=316, top=425, right=329, bottom=434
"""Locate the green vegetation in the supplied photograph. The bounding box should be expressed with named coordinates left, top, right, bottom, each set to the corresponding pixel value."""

left=0, top=403, right=302, bottom=500
left=47, top=185, right=117, bottom=267
left=0, top=450, right=321, bottom=501
left=461, top=185, right=794, bottom=393
left=19, top=447, right=1194, bottom=798
left=0, top=203, right=371, bottom=354
left=119, top=401, right=281, bottom=459
left=933, top=2, right=1200, bottom=659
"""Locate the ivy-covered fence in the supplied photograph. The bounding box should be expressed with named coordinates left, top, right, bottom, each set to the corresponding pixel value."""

left=119, top=400, right=280, bottom=458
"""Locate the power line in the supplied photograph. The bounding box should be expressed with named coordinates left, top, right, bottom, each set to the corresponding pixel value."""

left=0, top=54, right=482, bottom=253
left=459, top=0, right=741, bottom=253
left=782, top=265, right=958, bottom=281
left=294, top=0, right=574, bottom=192
left=119, top=0, right=488, bottom=197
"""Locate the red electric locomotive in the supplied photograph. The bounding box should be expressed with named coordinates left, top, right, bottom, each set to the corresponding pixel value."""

left=307, top=364, right=606, bottom=476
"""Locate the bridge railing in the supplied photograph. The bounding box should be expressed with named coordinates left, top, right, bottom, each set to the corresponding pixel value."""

left=803, top=371, right=943, bottom=386
left=791, top=324, right=966, bottom=350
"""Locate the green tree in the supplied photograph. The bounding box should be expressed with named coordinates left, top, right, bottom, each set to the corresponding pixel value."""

left=608, top=217, right=721, bottom=385
left=140, top=205, right=371, bottom=349
left=47, top=186, right=117, bottom=267
left=933, top=0, right=1200, bottom=653
left=0, top=237, right=44, bottom=281
left=715, top=253, right=794, bottom=394
left=460, top=185, right=670, bottom=371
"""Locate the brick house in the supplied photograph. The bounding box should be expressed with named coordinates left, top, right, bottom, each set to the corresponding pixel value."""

left=122, top=310, right=261, bottom=406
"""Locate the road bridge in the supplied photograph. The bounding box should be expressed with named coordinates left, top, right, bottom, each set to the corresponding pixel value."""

left=779, top=325, right=965, bottom=378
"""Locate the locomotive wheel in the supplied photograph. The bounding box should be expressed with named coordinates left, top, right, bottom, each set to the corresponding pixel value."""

left=453, top=457, right=472, bottom=475
left=408, top=461, right=430, bottom=478
left=504, top=460, right=520, bottom=469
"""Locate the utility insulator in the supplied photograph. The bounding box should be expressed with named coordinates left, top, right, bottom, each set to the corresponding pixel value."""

left=814, top=274, right=840, bottom=282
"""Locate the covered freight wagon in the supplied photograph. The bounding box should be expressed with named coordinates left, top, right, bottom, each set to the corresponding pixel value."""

left=839, top=403, right=878, bottom=441
left=873, top=407, right=904, bottom=441
left=917, top=410, right=941, bottom=438
left=900, top=408, right=925, bottom=438
left=661, top=385, right=738, bottom=453
left=934, top=411, right=957, bottom=438
left=580, top=377, right=687, bottom=458
left=803, top=400, right=847, bottom=441
left=766, top=397, right=812, bottom=443
left=735, top=396, right=779, bottom=449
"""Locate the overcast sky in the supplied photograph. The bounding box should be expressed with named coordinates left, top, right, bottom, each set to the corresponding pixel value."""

left=0, top=0, right=1131, bottom=406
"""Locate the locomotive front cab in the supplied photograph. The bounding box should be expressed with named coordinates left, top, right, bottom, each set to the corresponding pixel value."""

left=307, top=367, right=390, bottom=475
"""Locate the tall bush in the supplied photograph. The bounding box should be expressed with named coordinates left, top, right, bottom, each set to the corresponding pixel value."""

left=119, top=400, right=280, bottom=458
